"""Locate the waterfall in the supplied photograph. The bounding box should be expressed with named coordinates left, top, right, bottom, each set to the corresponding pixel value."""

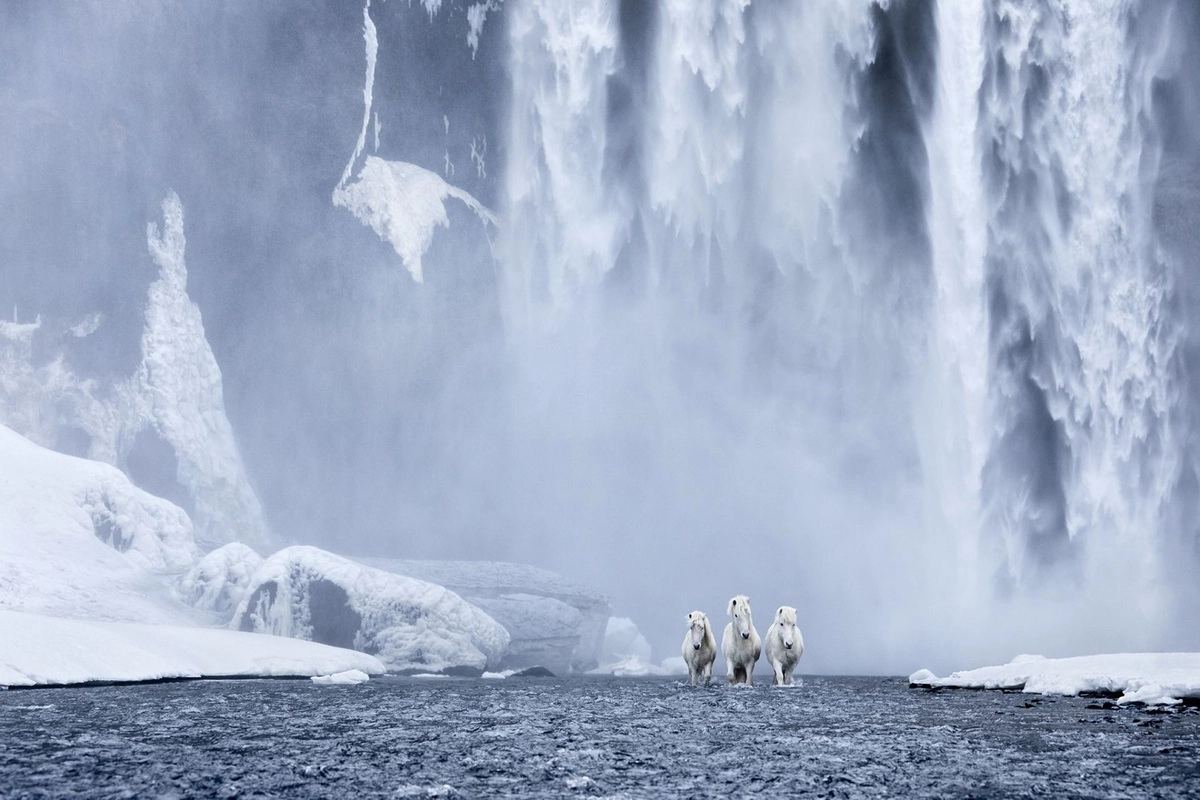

left=491, top=0, right=1198, bottom=661
left=971, top=1, right=1182, bottom=640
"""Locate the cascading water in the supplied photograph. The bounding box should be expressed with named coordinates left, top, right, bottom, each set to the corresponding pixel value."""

left=971, top=1, right=1185, bottom=645
left=487, top=0, right=1199, bottom=666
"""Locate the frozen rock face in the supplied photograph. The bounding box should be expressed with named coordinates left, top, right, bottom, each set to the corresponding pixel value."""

left=0, top=194, right=272, bottom=552
left=177, top=542, right=264, bottom=620
left=363, top=558, right=611, bottom=674
left=0, top=422, right=199, bottom=624
left=232, top=547, right=510, bottom=673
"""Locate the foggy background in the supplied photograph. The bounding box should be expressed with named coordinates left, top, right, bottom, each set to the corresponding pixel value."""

left=3, top=0, right=1200, bottom=674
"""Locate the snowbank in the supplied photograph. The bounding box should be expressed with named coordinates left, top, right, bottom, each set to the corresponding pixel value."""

left=0, top=423, right=200, bottom=624
left=177, top=542, right=264, bottom=620
left=362, top=558, right=611, bottom=674
left=0, top=609, right=383, bottom=688
left=910, top=653, right=1200, bottom=706
left=233, top=547, right=510, bottom=673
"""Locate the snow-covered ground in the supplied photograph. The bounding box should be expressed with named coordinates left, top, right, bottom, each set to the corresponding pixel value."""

left=910, top=653, right=1200, bottom=706
left=0, top=609, right=383, bottom=688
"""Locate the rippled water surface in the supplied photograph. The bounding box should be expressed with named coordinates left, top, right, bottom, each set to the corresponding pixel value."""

left=1, top=676, right=1199, bottom=798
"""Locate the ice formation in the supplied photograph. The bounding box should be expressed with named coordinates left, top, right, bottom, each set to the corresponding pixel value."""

left=136, top=193, right=272, bottom=550
left=177, top=542, right=264, bottom=620
left=599, top=617, right=652, bottom=665
left=232, top=547, right=510, bottom=673
left=333, top=1, right=494, bottom=283
left=311, top=668, right=372, bottom=685
left=333, top=156, right=496, bottom=283
left=364, top=558, right=611, bottom=673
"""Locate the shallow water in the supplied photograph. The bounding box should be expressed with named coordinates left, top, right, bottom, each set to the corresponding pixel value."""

left=1, top=676, right=1198, bottom=798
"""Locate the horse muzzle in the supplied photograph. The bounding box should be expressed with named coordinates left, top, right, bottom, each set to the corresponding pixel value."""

left=692, top=643, right=701, bottom=651
left=741, top=632, right=750, bottom=640
left=784, top=642, right=793, bottom=650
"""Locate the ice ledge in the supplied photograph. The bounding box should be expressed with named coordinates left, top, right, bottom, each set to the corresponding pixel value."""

left=910, top=653, right=1200, bottom=706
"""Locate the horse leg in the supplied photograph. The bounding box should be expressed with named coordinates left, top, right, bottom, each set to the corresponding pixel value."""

left=772, top=660, right=784, bottom=687
left=726, top=658, right=738, bottom=684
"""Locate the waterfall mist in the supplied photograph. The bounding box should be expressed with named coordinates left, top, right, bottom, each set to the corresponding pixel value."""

left=2, top=0, right=1199, bottom=674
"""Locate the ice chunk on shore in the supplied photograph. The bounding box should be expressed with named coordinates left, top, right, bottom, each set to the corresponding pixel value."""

left=311, top=669, right=371, bottom=686
left=910, top=653, right=1200, bottom=706
left=233, top=547, right=509, bottom=673
left=0, top=609, right=383, bottom=688
left=361, top=558, right=610, bottom=674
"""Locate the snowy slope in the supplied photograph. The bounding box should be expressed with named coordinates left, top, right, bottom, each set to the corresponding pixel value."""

left=910, top=653, right=1200, bottom=706
left=0, top=422, right=199, bottom=624
left=0, top=609, right=383, bottom=688
left=233, top=547, right=510, bottom=673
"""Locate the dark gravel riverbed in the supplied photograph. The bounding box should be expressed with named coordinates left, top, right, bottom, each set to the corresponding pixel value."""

left=1, top=675, right=1198, bottom=798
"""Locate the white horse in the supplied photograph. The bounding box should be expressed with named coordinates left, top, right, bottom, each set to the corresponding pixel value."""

left=681, top=611, right=717, bottom=687
left=721, top=595, right=761, bottom=685
left=764, top=605, right=804, bottom=686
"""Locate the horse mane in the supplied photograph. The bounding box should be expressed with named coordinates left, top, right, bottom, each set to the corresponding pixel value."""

left=701, top=615, right=717, bottom=650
